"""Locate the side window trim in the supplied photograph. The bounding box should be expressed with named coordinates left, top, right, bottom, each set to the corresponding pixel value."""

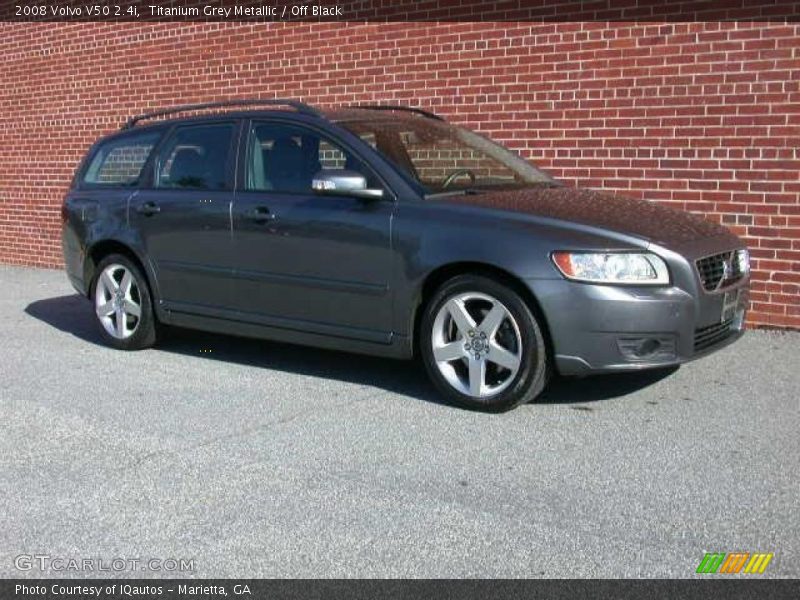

left=138, top=124, right=176, bottom=189
left=238, top=117, right=396, bottom=201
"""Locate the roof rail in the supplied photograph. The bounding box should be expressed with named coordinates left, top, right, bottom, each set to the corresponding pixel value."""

left=351, top=104, right=445, bottom=121
left=122, top=99, right=321, bottom=129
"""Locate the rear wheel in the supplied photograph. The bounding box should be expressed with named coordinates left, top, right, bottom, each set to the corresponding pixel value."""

left=91, top=254, right=157, bottom=350
left=420, top=274, right=549, bottom=411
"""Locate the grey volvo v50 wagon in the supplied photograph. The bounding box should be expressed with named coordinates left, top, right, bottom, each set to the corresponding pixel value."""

left=62, top=100, right=749, bottom=411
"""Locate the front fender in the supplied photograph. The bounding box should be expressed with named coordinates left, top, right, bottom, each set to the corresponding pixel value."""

left=391, top=201, right=648, bottom=337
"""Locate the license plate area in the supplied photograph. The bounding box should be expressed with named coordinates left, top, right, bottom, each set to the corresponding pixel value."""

left=721, top=289, right=741, bottom=323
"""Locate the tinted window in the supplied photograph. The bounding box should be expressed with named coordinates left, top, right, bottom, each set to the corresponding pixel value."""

left=156, top=124, right=234, bottom=190
left=83, top=131, right=161, bottom=187
left=340, top=118, right=554, bottom=194
left=246, top=122, right=378, bottom=193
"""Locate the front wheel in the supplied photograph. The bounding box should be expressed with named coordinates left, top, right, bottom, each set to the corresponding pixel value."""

left=420, top=275, right=549, bottom=411
left=91, top=254, right=157, bottom=350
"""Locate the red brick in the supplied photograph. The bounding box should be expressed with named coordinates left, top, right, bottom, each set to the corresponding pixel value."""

left=0, top=16, right=798, bottom=328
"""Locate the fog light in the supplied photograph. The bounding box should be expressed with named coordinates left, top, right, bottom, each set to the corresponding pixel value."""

left=617, top=336, right=677, bottom=362
left=636, top=338, right=661, bottom=357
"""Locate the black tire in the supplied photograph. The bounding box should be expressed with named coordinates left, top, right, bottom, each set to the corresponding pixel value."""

left=420, top=274, right=549, bottom=412
left=91, top=253, right=158, bottom=350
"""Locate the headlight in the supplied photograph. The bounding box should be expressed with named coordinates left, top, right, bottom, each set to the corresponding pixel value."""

left=551, top=251, right=670, bottom=285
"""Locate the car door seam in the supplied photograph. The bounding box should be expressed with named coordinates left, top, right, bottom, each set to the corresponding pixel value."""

left=125, top=189, right=140, bottom=229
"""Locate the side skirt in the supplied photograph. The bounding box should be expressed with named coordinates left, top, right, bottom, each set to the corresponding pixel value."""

left=163, top=310, right=413, bottom=360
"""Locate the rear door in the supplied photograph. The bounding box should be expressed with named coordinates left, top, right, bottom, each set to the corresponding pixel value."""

left=64, top=129, right=164, bottom=292
left=229, top=119, right=395, bottom=343
left=130, top=121, right=240, bottom=313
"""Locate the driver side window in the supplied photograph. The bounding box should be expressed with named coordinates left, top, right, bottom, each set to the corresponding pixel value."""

left=246, top=122, right=379, bottom=193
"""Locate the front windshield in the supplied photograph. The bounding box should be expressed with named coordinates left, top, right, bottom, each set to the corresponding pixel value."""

left=338, top=116, right=556, bottom=195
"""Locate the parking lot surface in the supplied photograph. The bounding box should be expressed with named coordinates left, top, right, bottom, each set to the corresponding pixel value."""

left=1, top=265, right=798, bottom=578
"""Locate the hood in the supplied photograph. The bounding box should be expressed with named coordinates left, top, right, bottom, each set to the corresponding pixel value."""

left=436, top=186, right=738, bottom=249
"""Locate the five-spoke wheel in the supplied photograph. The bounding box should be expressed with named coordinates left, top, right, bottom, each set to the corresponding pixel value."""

left=91, top=254, right=157, bottom=350
left=421, top=274, right=549, bottom=411
left=95, top=263, right=143, bottom=339
left=431, top=292, right=522, bottom=398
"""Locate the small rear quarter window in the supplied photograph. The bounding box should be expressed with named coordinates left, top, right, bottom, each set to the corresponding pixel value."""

left=82, top=131, right=161, bottom=187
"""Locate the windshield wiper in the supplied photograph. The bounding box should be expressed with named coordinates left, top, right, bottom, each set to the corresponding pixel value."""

left=425, top=189, right=482, bottom=199
left=425, top=180, right=564, bottom=199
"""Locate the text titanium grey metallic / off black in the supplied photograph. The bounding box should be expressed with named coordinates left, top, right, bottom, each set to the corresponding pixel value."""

left=62, top=100, right=749, bottom=411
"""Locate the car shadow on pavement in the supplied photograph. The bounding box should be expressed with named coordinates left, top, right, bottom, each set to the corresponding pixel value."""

left=25, top=294, right=677, bottom=409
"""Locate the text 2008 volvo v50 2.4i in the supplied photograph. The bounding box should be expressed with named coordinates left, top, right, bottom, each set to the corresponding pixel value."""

left=62, top=100, right=749, bottom=411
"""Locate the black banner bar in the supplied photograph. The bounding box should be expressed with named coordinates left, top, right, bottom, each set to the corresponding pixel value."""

left=2, top=0, right=799, bottom=22
left=2, top=579, right=800, bottom=600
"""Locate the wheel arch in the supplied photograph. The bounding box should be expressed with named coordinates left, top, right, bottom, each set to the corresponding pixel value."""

left=84, top=239, right=156, bottom=301
left=411, top=261, right=555, bottom=361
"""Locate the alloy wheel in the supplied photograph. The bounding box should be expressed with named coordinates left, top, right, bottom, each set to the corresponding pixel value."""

left=430, top=292, right=523, bottom=398
left=94, top=263, right=142, bottom=339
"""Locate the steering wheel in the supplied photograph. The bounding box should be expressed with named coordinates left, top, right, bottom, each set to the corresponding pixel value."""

left=442, top=169, right=476, bottom=189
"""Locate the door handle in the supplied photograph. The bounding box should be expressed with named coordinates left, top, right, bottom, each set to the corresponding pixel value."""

left=136, top=201, right=161, bottom=216
left=248, top=207, right=276, bottom=223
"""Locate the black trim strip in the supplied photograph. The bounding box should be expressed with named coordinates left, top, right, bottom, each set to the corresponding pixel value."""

left=163, top=300, right=392, bottom=345
left=158, top=260, right=388, bottom=296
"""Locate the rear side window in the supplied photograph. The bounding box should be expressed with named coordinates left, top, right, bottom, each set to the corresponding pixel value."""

left=155, top=124, right=234, bottom=190
left=82, top=131, right=161, bottom=187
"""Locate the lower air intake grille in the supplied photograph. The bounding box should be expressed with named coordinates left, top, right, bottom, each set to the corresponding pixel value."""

left=694, top=319, right=735, bottom=353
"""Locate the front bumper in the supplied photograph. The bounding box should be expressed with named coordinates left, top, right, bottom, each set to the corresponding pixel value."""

left=529, top=276, right=749, bottom=377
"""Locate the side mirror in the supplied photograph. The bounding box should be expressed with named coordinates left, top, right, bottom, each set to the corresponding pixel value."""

left=311, top=170, right=384, bottom=200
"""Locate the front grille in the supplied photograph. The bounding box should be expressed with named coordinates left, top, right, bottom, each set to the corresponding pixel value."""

left=694, top=319, right=735, bottom=353
left=696, top=251, right=744, bottom=292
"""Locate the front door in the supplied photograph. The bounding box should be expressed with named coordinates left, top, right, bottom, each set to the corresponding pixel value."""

left=130, top=122, right=239, bottom=314
left=230, top=120, right=394, bottom=343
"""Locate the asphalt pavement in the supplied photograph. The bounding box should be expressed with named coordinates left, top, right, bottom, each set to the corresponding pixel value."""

left=1, top=264, right=798, bottom=578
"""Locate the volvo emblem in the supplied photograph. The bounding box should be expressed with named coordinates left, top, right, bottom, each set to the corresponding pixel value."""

left=721, top=257, right=732, bottom=281
left=717, top=255, right=734, bottom=290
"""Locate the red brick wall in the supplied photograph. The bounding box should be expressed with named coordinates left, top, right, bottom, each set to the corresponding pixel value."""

left=1, top=18, right=798, bottom=328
